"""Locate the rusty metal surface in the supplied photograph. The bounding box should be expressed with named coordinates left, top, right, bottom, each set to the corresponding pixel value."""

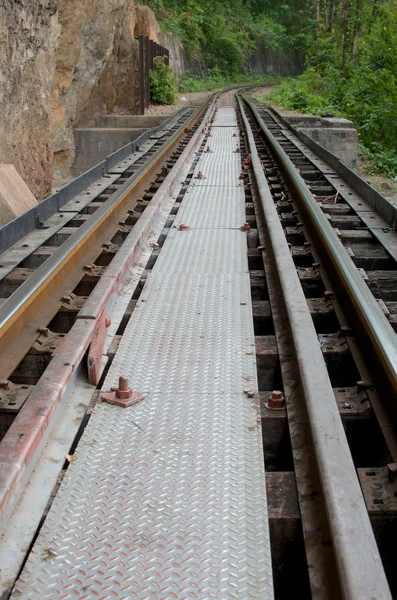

left=12, top=108, right=273, bottom=599
left=239, top=94, right=392, bottom=599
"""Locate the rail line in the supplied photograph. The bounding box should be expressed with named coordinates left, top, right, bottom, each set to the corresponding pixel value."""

left=0, top=88, right=396, bottom=599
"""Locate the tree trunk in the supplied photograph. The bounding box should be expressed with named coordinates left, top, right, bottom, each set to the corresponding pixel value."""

left=352, top=0, right=363, bottom=64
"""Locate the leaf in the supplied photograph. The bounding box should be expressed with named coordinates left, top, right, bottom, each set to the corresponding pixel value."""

left=65, top=454, right=77, bottom=462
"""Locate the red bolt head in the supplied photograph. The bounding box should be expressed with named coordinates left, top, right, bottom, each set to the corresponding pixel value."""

left=233, top=133, right=237, bottom=137
left=179, top=224, right=189, bottom=231
left=101, top=376, right=144, bottom=408
left=234, top=147, right=241, bottom=153
left=205, top=146, right=212, bottom=153
left=195, top=171, right=204, bottom=179
left=240, top=222, right=251, bottom=232
left=116, top=376, right=132, bottom=399
left=105, top=316, right=111, bottom=327
left=267, top=390, right=285, bottom=410
left=239, top=173, right=245, bottom=180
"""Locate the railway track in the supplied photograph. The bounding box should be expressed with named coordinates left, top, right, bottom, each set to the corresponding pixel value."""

left=0, top=88, right=396, bottom=598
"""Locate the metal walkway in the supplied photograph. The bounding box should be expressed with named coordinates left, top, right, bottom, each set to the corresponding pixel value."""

left=12, top=108, right=273, bottom=599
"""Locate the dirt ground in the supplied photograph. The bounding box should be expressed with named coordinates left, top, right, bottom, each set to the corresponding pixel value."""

left=251, top=86, right=397, bottom=207
left=145, top=90, right=215, bottom=117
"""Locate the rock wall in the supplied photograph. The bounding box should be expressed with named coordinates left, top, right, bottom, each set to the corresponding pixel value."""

left=134, top=5, right=187, bottom=77
left=51, top=0, right=139, bottom=187
left=0, top=1, right=59, bottom=200
left=248, top=44, right=304, bottom=77
left=0, top=1, right=184, bottom=199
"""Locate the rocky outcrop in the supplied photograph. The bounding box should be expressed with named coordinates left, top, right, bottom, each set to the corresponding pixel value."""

left=0, top=0, right=59, bottom=200
left=135, top=5, right=186, bottom=77
left=0, top=1, right=185, bottom=199
left=51, top=0, right=139, bottom=187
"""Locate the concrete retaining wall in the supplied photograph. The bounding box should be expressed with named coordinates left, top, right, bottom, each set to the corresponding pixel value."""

left=286, top=115, right=358, bottom=168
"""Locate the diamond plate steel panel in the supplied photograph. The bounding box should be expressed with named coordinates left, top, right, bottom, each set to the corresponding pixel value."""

left=192, top=161, right=241, bottom=184
left=12, top=108, right=273, bottom=600
left=155, top=230, right=248, bottom=273
left=212, top=109, right=238, bottom=127
left=198, top=146, right=242, bottom=161
left=173, top=191, right=245, bottom=228
left=13, top=390, right=271, bottom=600
left=105, top=273, right=257, bottom=396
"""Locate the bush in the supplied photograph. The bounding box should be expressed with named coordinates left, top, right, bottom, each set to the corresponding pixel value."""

left=149, top=57, right=177, bottom=104
left=266, top=69, right=341, bottom=115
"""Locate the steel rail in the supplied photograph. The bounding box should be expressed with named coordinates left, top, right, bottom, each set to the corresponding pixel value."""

left=238, top=93, right=392, bottom=600
left=0, top=99, right=210, bottom=375
left=243, top=96, right=397, bottom=397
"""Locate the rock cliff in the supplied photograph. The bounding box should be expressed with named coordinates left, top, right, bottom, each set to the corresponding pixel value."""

left=0, top=0, right=59, bottom=200
left=0, top=1, right=184, bottom=199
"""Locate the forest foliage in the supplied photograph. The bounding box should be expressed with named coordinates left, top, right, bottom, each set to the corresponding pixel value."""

left=268, top=0, right=397, bottom=175
left=144, top=0, right=309, bottom=74
left=145, top=0, right=397, bottom=175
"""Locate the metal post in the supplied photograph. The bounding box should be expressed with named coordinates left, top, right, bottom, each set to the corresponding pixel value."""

left=136, top=35, right=145, bottom=115
left=144, top=36, right=150, bottom=110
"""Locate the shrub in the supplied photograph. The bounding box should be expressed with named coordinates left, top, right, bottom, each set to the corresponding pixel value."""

left=149, top=56, right=177, bottom=105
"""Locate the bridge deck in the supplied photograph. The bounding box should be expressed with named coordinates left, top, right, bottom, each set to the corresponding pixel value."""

left=12, top=108, right=273, bottom=600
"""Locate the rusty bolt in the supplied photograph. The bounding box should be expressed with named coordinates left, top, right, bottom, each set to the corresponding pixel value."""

left=37, top=327, right=50, bottom=337
left=116, top=377, right=133, bottom=399
left=234, top=147, right=241, bottom=153
left=179, top=224, right=189, bottom=231
left=240, top=222, right=251, bottom=232
left=239, top=173, right=245, bottom=180
left=267, top=390, right=285, bottom=410
left=61, top=295, right=71, bottom=304
left=232, top=133, right=237, bottom=137
left=195, top=171, right=204, bottom=180
left=0, top=380, right=10, bottom=390
left=105, top=317, right=112, bottom=327
left=388, top=463, right=397, bottom=482
left=357, top=380, right=373, bottom=391
left=205, top=146, right=212, bottom=153
left=83, top=264, right=93, bottom=272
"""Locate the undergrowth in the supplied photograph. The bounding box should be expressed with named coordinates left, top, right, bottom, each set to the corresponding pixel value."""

left=179, top=71, right=282, bottom=93
left=149, top=57, right=177, bottom=104
left=263, top=68, right=397, bottom=178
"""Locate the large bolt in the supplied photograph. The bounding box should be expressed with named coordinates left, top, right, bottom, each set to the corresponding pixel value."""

left=0, top=380, right=10, bottom=390
left=116, top=377, right=133, bottom=399
left=267, top=390, right=285, bottom=410
left=37, top=327, right=50, bottom=337
left=240, top=222, right=251, bottom=232
left=388, top=463, right=397, bottom=482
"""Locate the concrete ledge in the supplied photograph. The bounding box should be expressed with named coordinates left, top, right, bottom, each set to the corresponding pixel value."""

left=285, top=115, right=358, bottom=167
left=0, top=165, right=37, bottom=227
left=73, top=128, right=146, bottom=176
left=81, top=115, right=166, bottom=128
